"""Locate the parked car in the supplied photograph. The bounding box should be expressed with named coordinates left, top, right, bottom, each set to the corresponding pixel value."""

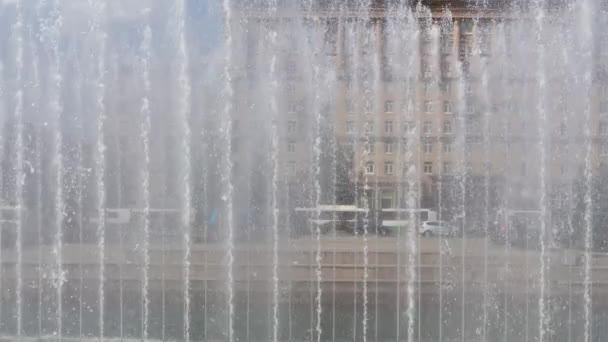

left=420, top=221, right=455, bottom=237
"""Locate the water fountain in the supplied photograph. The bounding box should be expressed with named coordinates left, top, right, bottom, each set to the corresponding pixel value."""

left=0, top=0, right=607, bottom=341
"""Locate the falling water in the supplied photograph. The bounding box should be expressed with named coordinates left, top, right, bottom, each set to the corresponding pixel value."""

left=42, top=0, right=66, bottom=337
left=266, top=0, right=280, bottom=341
left=476, top=16, right=491, bottom=341
left=0, top=49, right=4, bottom=341
left=89, top=0, right=108, bottom=339
left=403, top=8, right=420, bottom=341
left=11, top=1, right=25, bottom=339
left=174, top=0, right=193, bottom=339
left=139, top=17, right=152, bottom=341
left=579, top=0, right=595, bottom=341
left=533, top=0, right=549, bottom=339
left=221, top=0, right=235, bottom=341
left=453, top=16, right=468, bottom=342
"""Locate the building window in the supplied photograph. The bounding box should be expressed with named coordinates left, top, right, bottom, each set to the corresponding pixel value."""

left=288, top=120, right=297, bottom=133
left=440, top=82, right=451, bottom=93
left=443, top=162, right=453, bottom=174
left=444, top=100, right=452, bottom=114
left=465, top=83, right=473, bottom=95
left=422, top=82, right=432, bottom=94
left=365, top=100, right=373, bottom=113
left=384, top=162, right=394, bottom=175
left=423, top=121, right=432, bottom=135
left=346, top=100, right=355, bottom=113
left=602, top=144, right=608, bottom=156
left=601, top=101, right=608, bottom=114
left=365, top=162, right=375, bottom=174
left=443, top=141, right=453, bottom=153
left=422, top=65, right=432, bottom=79
left=365, top=142, right=375, bottom=154
left=286, top=83, right=296, bottom=96
left=401, top=139, right=408, bottom=153
left=385, top=120, right=393, bottom=134
left=346, top=121, right=355, bottom=133
left=288, top=161, right=296, bottom=174
left=424, top=100, right=434, bottom=114
left=403, top=121, right=416, bottom=134
left=365, top=121, right=374, bottom=133
left=385, top=142, right=394, bottom=154
left=442, top=62, right=452, bottom=77
left=443, top=120, right=453, bottom=134
left=381, top=190, right=394, bottom=208
left=346, top=81, right=354, bottom=92
left=600, top=121, right=608, bottom=136
left=466, top=117, right=478, bottom=133
left=560, top=122, right=567, bottom=136
left=424, top=162, right=433, bottom=174
left=288, top=102, right=297, bottom=113
left=385, top=100, right=394, bottom=113
left=288, top=141, right=296, bottom=153
left=466, top=104, right=475, bottom=115
left=423, top=141, right=433, bottom=154
left=286, top=61, right=297, bottom=75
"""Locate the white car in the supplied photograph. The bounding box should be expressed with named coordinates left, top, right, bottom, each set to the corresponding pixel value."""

left=420, top=221, right=455, bottom=237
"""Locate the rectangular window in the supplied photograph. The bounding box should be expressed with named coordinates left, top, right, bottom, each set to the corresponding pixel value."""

left=443, top=141, right=453, bottom=153
left=600, top=122, right=608, bottom=136
left=286, top=61, right=297, bottom=75
left=422, top=66, right=432, bottom=79
left=288, top=120, right=297, bottom=133
left=423, top=141, right=433, bottom=154
left=601, top=101, right=608, bottom=114
left=385, top=100, right=394, bottom=113
left=365, top=142, right=375, bottom=154
left=365, top=100, right=373, bottom=113
left=465, top=83, right=473, bottom=95
left=443, top=120, right=453, bottom=134
left=346, top=100, right=355, bottom=113
left=424, top=162, right=433, bottom=174
left=384, top=162, right=394, bottom=175
left=466, top=117, right=478, bottom=133
left=466, top=104, right=475, bottom=115
left=365, top=162, right=375, bottom=174
left=442, top=62, right=452, bottom=77
left=443, top=162, right=453, bottom=174
left=288, top=102, right=297, bottom=113
left=346, top=121, right=355, bottom=133
left=288, top=141, right=296, bottom=153
left=385, top=120, right=393, bottom=134
left=403, top=121, right=416, bottom=134
left=560, top=122, right=567, bottom=136
left=424, top=100, right=434, bottom=114
left=444, top=100, right=452, bottom=113
left=286, top=83, right=296, bottom=96
left=422, top=82, right=432, bottom=94
left=385, top=142, right=394, bottom=154
left=381, top=190, right=394, bottom=208
left=440, top=82, right=451, bottom=93
left=401, top=139, right=408, bottom=153
left=423, top=121, right=432, bottom=135
left=288, top=161, right=296, bottom=174
left=365, top=121, right=374, bottom=133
